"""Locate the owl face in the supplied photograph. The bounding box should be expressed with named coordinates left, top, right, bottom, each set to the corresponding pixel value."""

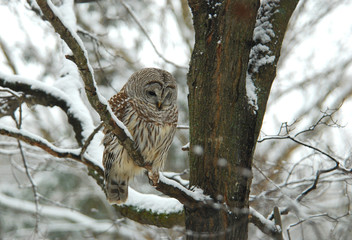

left=126, top=68, right=177, bottom=111
left=144, top=81, right=176, bottom=110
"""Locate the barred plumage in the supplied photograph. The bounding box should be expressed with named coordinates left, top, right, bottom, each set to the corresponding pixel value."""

left=102, top=68, right=178, bottom=204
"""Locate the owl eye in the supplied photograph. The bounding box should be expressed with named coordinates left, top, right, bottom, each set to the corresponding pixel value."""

left=147, top=91, right=156, bottom=96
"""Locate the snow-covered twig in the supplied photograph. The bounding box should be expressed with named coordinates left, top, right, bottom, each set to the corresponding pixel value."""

left=249, top=207, right=282, bottom=239
left=177, top=124, right=189, bottom=129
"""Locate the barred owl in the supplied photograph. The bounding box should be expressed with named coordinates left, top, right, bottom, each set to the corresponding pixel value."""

left=102, top=68, right=178, bottom=204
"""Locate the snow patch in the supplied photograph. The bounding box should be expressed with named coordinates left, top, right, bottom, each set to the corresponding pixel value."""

left=246, top=0, right=279, bottom=112
left=123, top=187, right=183, bottom=214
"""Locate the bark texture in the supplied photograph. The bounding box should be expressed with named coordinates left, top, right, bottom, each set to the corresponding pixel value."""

left=186, top=0, right=299, bottom=239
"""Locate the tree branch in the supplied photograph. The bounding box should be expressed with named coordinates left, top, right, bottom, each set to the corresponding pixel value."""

left=1, top=123, right=292, bottom=234
left=35, top=0, right=145, bottom=170
left=34, top=0, right=199, bottom=210
left=249, top=207, right=282, bottom=239
left=259, top=134, right=352, bottom=220
left=0, top=126, right=103, bottom=175
left=0, top=73, right=89, bottom=146
left=0, top=192, right=124, bottom=234
left=248, top=0, right=300, bottom=135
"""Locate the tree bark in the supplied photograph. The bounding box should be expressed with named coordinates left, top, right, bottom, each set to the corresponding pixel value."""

left=186, top=1, right=260, bottom=239
left=186, top=0, right=299, bottom=239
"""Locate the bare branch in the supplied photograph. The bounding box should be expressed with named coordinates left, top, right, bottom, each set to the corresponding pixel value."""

left=0, top=37, right=18, bottom=74
left=17, top=140, right=40, bottom=234
left=285, top=212, right=348, bottom=240
left=260, top=134, right=351, bottom=220
left=294, top=107, right=343, bottom=138
left=295, top=164, right=339, bottom=202
left=121, top=1, right=188, bottom=70
left=80, top=122, right=104, bottom=156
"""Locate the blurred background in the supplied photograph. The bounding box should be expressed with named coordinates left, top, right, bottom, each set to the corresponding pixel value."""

left=0, top=0, right=352, bottom=239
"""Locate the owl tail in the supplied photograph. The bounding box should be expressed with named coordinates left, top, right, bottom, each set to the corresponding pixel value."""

left=106, top=177, right=128, bottom=204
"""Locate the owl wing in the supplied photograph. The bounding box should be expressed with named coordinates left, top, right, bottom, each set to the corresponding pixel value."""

left=102, top=87, right=129, bottom=172
left=102, top=88, right=132, bottom=204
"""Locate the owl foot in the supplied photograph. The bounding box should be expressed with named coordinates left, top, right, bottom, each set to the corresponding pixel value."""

left=106, top=178, right=128, bottom=204
left=148, top=171, right=159, bottom=186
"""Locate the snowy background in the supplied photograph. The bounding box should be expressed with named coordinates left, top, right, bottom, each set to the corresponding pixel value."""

left=0, top=0, right=352, bottom=239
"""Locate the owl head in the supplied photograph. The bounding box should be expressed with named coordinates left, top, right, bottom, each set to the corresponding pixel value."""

left=125, top=68, right=177, bottom=111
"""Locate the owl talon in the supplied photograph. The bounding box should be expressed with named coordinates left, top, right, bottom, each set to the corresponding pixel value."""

left=148, top=171, right=159, bottom=186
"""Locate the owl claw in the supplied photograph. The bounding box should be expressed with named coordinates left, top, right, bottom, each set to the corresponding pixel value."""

left=148, top=171, right=159, bottom=186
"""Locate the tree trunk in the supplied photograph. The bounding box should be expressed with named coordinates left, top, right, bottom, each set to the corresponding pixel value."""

left=186, top=1, right=260, bottom=239
left=185, top=0, right=299, bottom=238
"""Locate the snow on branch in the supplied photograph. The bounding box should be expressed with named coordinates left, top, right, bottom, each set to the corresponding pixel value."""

left=246, top=0, right=299, bottom=111
left=31, top=0, right=211, bottom=219
left=35, top=0, right=143, bottom=167
left=0, top=125, right=103, bottom=174
left=0, top=125, right=189, bottom=224
left=246, top=0, right=279, bottom=111
left=0, top=192, right=121, bottom=234
left=0, top=124, right=289, bottom=235
left=0, top=72, right=94, bottom=146
left=249, top=207, right=282, bottom=239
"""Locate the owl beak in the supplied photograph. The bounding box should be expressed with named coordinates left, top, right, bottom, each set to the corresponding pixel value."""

left=157, top=101, right=162, bottom=110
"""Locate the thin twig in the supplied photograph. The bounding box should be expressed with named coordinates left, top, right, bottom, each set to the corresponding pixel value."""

left=17, top=140, right=40, bottom=234
left=0, top=36, right=18, bottom=74
left=80, top=122, right=104, bottom=157
left=294, top=107, right=342, bottom=138
left=258, top=136, right=340, bottom=165
left=37, top=193, right=80, bottom=212
left=253, top=163, right=288, bottom=197
left=295, top=164, right=339, bottom=202
left=121, top=1, right=188, bottom=70
left=284, top=153, right=316, bottom=184
left=286, top=213, right=346, bottom=240
left=12, top=102, right=40, bottom=234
